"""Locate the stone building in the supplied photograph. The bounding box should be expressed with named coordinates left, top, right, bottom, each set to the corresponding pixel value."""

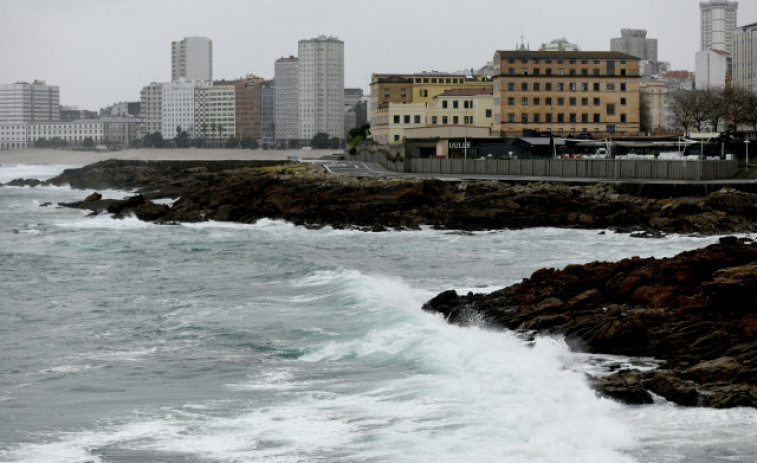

left=491, top=50, right=641, bottom=136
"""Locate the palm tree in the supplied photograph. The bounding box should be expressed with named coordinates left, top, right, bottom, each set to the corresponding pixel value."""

left=210, top=122, right=218, bottom=147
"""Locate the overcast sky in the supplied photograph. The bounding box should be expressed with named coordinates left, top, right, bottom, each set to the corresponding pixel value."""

left=2, top=0, right=755, bottom=110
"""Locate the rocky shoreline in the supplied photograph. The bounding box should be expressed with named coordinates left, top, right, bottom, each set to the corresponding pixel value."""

left=5, top=159, right=757, bottom=235
left=423, top=237, right=757, bottom=408
left=5, top=160, right=757, bottom=408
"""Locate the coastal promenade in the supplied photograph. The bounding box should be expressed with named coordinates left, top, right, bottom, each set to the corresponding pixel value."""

left=0, top=148, right=336, bottom=165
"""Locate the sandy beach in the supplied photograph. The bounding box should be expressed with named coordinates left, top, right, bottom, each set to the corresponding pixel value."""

left=0, top=148, right=341, bottom=166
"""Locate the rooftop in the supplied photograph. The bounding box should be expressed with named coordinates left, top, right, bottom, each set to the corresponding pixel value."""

left=494, top=50, right=639, bottom=60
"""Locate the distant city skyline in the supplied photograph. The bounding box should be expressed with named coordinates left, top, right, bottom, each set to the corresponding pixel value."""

left=2, top=0, right=756, bottom=110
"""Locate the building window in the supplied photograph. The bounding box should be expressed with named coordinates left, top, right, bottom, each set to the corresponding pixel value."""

left=581, top=69, right=588, bottom=76
left=546, top=68, right=553, bottom=75
left=393, top=115, right=400, bottom=123
left=545, top=114, right=553, bottom=123
left=545, top=83, right=552, bottom=91
left=593, top=83, right=600, bottom=91
left=569, top=97, right=577, bottom=106
left=394, top=135, right=400, bottom=141
left=507, top=82, right=515, bottom=91
left=414, top=115, right=421, bottom=123
left=582, top=114, right=589, bottom=123
left=442, top=116, right=448, bottom=124
left=581, top=97, right=589, bottom=105
left=593, top=97, right=601, bottom=105
left=485, top=109, right=492, bottom=117
left=620, top=98, right=627, bottom=105
left=621, top=114, right=627, bottom=123
left=534, top=97, right=541, bottom=105
left=453, top=100, right=459, bottom=109
left=404, top=115, right=410, bottom=123
left=557, top=83, right=565, bottom=91
left=557, top=114, right=565, bottom=123
left=594, top=114, right=600, bottom=123
left=521, top=114, right=529, bottom=123
left=607, top=124, right=616, bottom=133
left=384, top=89, right=390, bottom=97
left=581, top=83, right=589, bottom=91
left=557, top=97, right=565, bottom=106
left=533, top=68, right=541, bottom=76
left=593, top=69, right=600, bottom=76
left=545, top=97, right=553, bottom=105
left=508, top=113, right=516, bottom=123
left=508, top=97, right=515, bottom=105
left=620, top=83, right=627, bottom=91
left=401, top=88, right=407, bottom=97
left=464, top=116, right=473, bottom=124
left=453, top=116, right=459, bottom=124
left=570, top=69, right=576, bottom=76
left=570, top=83, right=577, bottom=91
left=522, top=68, right=529, bottom=75
left=606, top=83, right=616, bottom=91
left=442, top=100, right=448, bottom=109
left=570, top=114, right=577, bottom=123
left=606, top=103, right=616, bottom=115
left=534, top=82, right=541, bottom=91
left=432, top=116, right=438, bottom=124
left=508, top=68, right=515, bottom=75
left=521, top=82, right=528, bottom=91
left=522, top=97, right=529, bottom=105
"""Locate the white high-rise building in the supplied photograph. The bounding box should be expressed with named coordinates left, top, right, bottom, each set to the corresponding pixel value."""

left=162, top=80, right=210, bottom=138
left=732, top=22, right=757, bottom=92
left=297, top=36, right=344, bottom=141
left=695, top=49, right=731, bottom=89
left=0, top=80, right=59, bottom=124
left=171, top=37, right=213, bottom=82
left=274, top=56, right=299, bottom=143
left=700, top=1, right=738, bottom=54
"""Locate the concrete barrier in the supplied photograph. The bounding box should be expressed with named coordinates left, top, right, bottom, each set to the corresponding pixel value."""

left=355, top=152, right=737, bottom=181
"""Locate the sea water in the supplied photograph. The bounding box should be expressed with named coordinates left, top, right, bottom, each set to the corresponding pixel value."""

left=1, top=163, right=756, bottom=463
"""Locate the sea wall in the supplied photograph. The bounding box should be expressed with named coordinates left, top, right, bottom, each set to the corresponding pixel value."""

left=356, top=152, right=737, bottom=181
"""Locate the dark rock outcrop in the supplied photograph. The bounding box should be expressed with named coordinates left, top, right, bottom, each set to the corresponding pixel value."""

left=423, top=237, right=757, bottom=408
left=38, top=160, right=757, bottom=235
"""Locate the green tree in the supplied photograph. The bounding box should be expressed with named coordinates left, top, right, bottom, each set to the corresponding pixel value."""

left=83, top=137, right=95, bottom=149
left=329, top=137, right=341, bottom=149
left=311, top=132, right=330, bottom=149
left=240, top=137, right=259, bottom=149
left=225, top=137, right=240, bottom=149
left=34, top=137, right=49, bottom=148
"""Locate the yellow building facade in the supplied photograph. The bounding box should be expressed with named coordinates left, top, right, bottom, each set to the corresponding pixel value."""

left=491, top=51, right=641, bottom=137
left=369, top=73, right=493, bottom=144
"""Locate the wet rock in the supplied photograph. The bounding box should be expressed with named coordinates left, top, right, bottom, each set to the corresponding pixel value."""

left=424, top=240, right=757, bottom=408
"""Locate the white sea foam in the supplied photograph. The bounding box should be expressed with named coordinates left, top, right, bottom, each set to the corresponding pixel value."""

left=0, top=164, right=75, bottom=183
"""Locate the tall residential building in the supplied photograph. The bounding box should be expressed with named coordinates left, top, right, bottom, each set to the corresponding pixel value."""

left=700, top=1, right=738, bottom=54
left=162, top=80, right=209, bottom=138
left=195, top=83, right=235, bottom=140
left=171, top=37, right=213, bottom=82
left=695, top=49, right=731, bottom=89
left=298, top=36, right=345, bottom=141
left=610, top=29, right=658, bottom=62
left=0, top=80, right=60, bottom=124
left=491, top=50, right=641, bottom=136
left=260, top=80, right=275, bottom=147
left=140, top=82, right=164, bottom=136
left=233, top=76, right=265, bottom=140
left=274, top=56, right=299, bottom=143
left=732, top=22, right=757, bottom=92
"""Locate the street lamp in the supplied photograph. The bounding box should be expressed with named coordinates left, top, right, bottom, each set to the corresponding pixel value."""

left=746, top=140, right=751, bottom=171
